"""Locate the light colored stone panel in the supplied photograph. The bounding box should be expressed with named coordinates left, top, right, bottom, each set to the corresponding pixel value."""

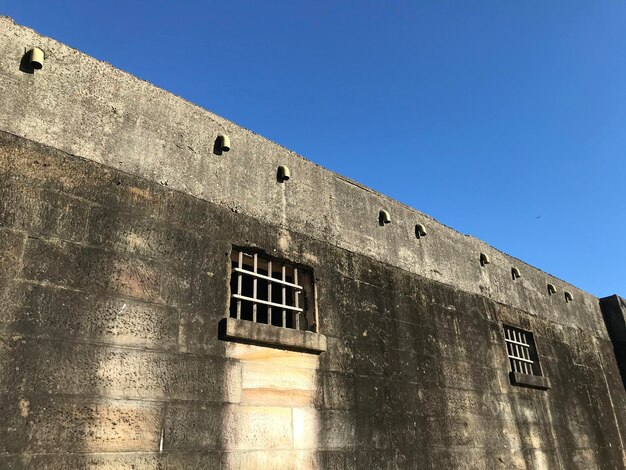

left=223, top=450, right=317, bottom=470
left=293, top=408, right=320, bottom=450
left=222, top=405, right=293, bottom=451
left=241, top=388, right=318, bottom=408
left=241, top=362, right=317, bottom=392
left=292, top=409, right=357, bottom=451
left=225, top=342, right=319, bottom=370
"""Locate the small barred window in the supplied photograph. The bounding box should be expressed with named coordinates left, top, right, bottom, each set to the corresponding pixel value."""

left=229, top=248, right=316, bottom=332
left=503, top=325, right=543, bottom=376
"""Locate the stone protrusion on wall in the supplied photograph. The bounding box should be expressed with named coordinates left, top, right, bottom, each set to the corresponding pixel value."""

left=277, top=165, right=290, bottom=182
left=415, top=223, right=427, bottom=239
left=27, top=47, right=44, bottom=70
left=378, top=210, right=391, bottom=226
left=215, top=134, right=231, bottom=155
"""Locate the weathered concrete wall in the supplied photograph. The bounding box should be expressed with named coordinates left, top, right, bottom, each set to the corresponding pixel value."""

left=1, top=17, right=626, bottom=470
left=0, top=132, right=328, bottom=468
left=2, top=132, right=625, bottom=469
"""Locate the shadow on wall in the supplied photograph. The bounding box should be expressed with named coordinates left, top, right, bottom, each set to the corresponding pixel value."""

left=600, top=295, right=626, bottom=388
left=18, top=50, right=35, bottom=74
left=0, top=135, right=234, bottom=467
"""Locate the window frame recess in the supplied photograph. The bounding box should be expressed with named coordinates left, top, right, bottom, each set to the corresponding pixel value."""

left=503, top=324, right=550, bottom=390
left=220, top=247, right=327, bottom=354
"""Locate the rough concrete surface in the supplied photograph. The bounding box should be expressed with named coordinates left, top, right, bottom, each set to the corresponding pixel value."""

left=1, top=16, right=626, bottom=470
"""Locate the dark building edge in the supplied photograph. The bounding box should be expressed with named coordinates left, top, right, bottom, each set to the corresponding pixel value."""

left=600, top=295, right=626, bottom=388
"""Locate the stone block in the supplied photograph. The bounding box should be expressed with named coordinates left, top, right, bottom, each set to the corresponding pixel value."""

left=222, top=450, right=317, bottom=470
left=417, top=387, right=491, bottom=418
left=17, top=340, right=241, bottom=403
left=314, top=451, right=353, bottom=470
left=0, top=229, right=25, bottom=281
left=510, top=371, right=551, bottom=390
left=0, top=182, right=90, bottom=243
left=242, top=362, right=318, bottom=391
left=159, top=263, right=194, bottom=308
left=222, top=404, right=293, bottom=451
left=240, top=361, right=320, bottom=407
left=2, top=284, right=179, bottom=350
left=378, top=380, right=422, bottom=416
left=165, top=403, right=223, bottom=451
left=21, top=238, right=162, bottom=303
left=177, top=309, right=227, bottom=356
left=485, top=449, right=527, bottom=470
left=422, top=448, right=489, bottom=469
left=568, top=448, right=600, bottom=470
left=0, top=396, right=163, bottom=453
left=354, top=450, right=408, bottom=470
left=0, top=452, right=171, bottom=470
left=319, top=336, right=354, bottom=373
left=225, top=342, right=320, bottom=369
left=474, top=418, right=523, bottom=450
left=187, top=262, right=231, bottom=311
left=87, top=205, right=215, bottom=270
left=294, top=408, right=355, bottom=451
left=422, top=416, right=475, bottom=448
left=526, top=448, right=561, bottom=469
left=353, top=338, right=386, bottom=377
left=163, top=451, right=222, bottom=470
left=222, top=317, right=327, bottom=353
left=321, top=371, right=354, bottom=410
left=240, top=387, right=320, bottom=409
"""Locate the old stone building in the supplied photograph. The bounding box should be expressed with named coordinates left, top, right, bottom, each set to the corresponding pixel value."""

left=1, top=17, right=625, bottom=469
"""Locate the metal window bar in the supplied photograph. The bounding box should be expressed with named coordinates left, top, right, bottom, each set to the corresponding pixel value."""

left=252, top=253, right=258, bottom=322
left=282, top=264, right=287, bottom=328
left=232, top=249, right=305, bottom=330
left=512, top=330, right=523, bottom=374
left=294, top=268, right=300, bottom=330
left=504, top=327, right=535, bottom=375
left=267, top=260, right=272, bottom=325
left=236, top=251, right=243, bottom=320
left=517, top=331, right=528, bottom=375
left=516, top=330, right=531, bottom=375
left=504, top=328, right=514, bottom=372
left=232, top=267, right=302, bottom=289
left=231, top=294, right=303, bottom=312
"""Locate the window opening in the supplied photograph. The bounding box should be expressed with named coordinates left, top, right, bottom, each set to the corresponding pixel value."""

left=503, top=325, right=542, bottom=377
left=229, top=248, right=316, bottom=332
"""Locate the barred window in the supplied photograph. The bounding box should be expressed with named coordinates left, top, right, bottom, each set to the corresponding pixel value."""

left=229, top=248, right=316, bottom=332
left=503, top=325, right=542, bottom=377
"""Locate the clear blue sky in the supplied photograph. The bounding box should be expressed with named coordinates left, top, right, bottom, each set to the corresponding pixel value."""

left=3, top=1, right=625, bottom=297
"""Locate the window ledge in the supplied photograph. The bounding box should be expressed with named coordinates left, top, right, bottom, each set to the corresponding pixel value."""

left=219, top=318, right=327, bottom=354
left=510, top=371, right=551, bottom=390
